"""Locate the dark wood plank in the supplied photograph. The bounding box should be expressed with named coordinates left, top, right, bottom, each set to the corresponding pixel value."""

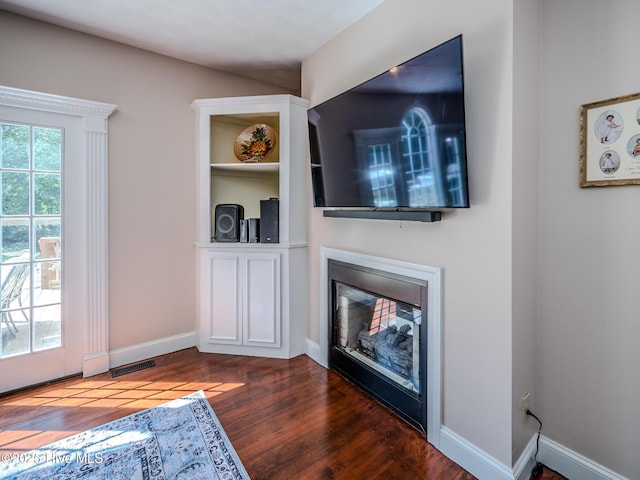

left=0, top=348, right=564, bottom=480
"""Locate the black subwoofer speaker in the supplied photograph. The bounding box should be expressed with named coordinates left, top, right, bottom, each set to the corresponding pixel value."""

left=260, top=198, right=279, bottom=243
left=214, top=204, right=244, bottom=242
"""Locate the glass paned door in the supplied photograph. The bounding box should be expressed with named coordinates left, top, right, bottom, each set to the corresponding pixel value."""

left=0, top=122, right=62, bottom=359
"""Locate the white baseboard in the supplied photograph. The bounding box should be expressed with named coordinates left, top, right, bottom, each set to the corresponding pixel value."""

left=439, top=429, right=630, bottom=480
left=514, top=434, right=539, bottom=480
left=304, top=338, right=327, bottom=367
left=108, top=331, right=197, bottom=370
left=82, top=351, right=110, bottom=378
left=539, top=436, right=629, bottom=480
left=439, top=426, right=516, bottom=480
left=439, top=427, right=540, bottom=480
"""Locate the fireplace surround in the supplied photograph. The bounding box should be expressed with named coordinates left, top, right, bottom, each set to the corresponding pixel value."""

left=320, top=248, right=442, bottom=444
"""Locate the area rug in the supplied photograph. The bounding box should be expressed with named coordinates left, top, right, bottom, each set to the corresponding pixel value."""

left=0, top=390, right=250, bottom=480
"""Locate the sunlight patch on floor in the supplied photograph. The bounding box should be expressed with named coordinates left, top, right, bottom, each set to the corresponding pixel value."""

left=0, top=380, right=243, bottom=409
left=0, top=380, right=244, bottom=457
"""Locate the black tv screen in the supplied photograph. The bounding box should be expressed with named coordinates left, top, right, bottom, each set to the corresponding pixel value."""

left=308, top=35, right=469, bottom=212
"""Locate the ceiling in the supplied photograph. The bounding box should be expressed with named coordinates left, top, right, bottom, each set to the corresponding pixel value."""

left=0, top=0, right=384, bottom=92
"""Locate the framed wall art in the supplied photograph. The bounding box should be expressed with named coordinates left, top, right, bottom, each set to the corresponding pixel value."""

left=579, top=91, right=640, bottom=187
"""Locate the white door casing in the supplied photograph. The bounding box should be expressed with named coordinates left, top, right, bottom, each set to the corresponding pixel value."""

left=0, top=86, right=116, bottom=391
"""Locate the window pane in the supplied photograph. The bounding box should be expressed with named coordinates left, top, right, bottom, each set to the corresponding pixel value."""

left=33, top=304, right=61, bottom=351
left=1, top=218, right=30, bottom=263
left=0, top=262, right=31, bottom=358
left=1, top=262, right=31, bottom=310
left=0, top=123, right=30, bottom=169
left=36, top=259, right=61, bottom=295
left=34, top=173, right=61, bottom=215
left=33, top=127, right=62, bottom=171
left=0, top=308, right=31, bottom=358
left=2, top=171, right=30, bottom=215
left=34, top=218, right=61, bottom=259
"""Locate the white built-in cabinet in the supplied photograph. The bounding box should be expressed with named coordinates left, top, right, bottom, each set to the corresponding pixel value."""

left=192, top=95, right=309, bottom=358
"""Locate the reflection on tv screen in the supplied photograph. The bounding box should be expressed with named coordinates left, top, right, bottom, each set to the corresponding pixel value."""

left=308, top=35, right=469, bottom=210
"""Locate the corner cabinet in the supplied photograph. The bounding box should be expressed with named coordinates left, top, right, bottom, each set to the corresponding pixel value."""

left=192, top=95, right=309, bottom=358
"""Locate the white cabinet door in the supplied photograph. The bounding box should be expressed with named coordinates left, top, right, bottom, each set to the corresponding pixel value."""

left=206, top=253, right=242, bottom=345
left=243, top=253, right=281, bottom=348
left=202, top=250, right=281, bottom=349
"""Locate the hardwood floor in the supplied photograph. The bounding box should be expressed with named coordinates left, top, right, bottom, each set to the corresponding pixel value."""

left=0, top=348, right=565, bottom=479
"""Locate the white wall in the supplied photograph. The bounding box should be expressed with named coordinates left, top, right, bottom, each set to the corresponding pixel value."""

left=0, top=11, right=288, bottom=350
left=538, top=1, right=640, bottom=478
left=303, top=0, right=519, bottom=466
left=512, top=0, right=539, bottom=462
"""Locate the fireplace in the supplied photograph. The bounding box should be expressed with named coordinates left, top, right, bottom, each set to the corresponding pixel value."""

left=328, top=258, right=428, bottom=434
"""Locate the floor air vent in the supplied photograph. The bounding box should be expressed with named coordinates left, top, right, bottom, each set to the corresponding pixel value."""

left=111, top=360, right=156, bottom=378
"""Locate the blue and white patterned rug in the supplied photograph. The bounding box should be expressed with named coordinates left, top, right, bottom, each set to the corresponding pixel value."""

left=0, top=391, right=250, bottom=479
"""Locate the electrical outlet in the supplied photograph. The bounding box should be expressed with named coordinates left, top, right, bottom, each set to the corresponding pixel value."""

left=522, top=392, right=531, bottom=424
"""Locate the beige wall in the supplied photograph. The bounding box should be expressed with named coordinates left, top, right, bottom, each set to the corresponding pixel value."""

left=303, top=0, right=519, bottom=465
left=512, top=0, right=539, bottom=462
left=0, top=11, right=288, bottom=350
left=538, top=1, right=640, bottom=478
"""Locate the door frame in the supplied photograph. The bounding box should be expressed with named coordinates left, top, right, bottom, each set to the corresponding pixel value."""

left=0, top=85, right=116, bottom=379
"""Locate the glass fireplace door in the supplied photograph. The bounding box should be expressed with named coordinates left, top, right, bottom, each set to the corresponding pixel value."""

left=334, top=281, right=422, bottom=395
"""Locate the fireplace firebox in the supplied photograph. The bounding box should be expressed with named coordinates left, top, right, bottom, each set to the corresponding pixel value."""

left=328, top=259, right=428, bottom=434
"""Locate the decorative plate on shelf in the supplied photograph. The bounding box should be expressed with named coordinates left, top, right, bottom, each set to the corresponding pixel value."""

left=233, top=123, right=277, bottom=163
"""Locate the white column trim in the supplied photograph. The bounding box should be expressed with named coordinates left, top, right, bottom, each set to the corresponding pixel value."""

left=0, top=85, right=117, bottom=377
left=83, top=126, right=111, bottom=376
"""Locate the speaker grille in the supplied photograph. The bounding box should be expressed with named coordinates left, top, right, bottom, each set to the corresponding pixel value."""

left=216, top=213, right=235, bottom=233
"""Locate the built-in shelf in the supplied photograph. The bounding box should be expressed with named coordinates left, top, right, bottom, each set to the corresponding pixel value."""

left=192, top=94, right=309, bottom=360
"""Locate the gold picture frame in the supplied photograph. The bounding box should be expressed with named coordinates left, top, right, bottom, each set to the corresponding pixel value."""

left=579, top=91, right=640, bottom=187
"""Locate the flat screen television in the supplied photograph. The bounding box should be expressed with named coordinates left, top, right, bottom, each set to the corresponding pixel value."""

left=308, top=35, right=469, bottom=221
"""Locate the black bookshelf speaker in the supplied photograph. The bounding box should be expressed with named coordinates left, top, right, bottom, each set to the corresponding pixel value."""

left=260, top=198, right=279, bottom=243
left=214, top=204, right=244, bottom=242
